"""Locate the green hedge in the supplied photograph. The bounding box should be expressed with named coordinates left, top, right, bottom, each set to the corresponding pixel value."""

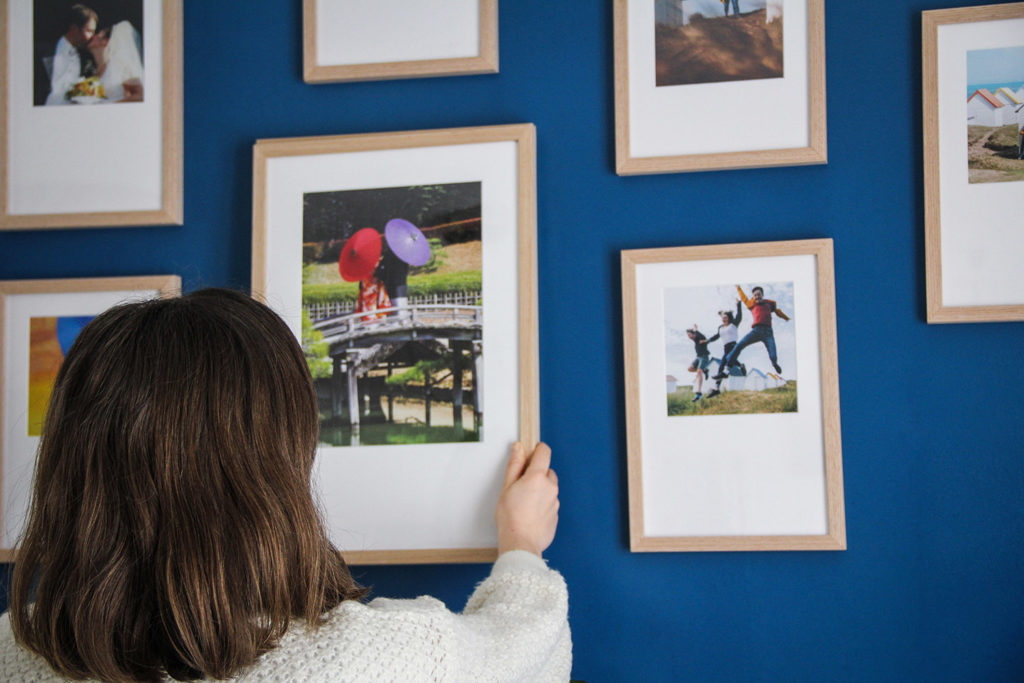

left=302, top=271, right=482, bottom=304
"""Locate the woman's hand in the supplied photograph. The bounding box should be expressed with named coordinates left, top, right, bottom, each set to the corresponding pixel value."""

left=495, top=442, right=559, bottom=557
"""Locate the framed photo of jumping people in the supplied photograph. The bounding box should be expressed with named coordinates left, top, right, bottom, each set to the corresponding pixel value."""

left=613, top=0, right=827, bottom=175
left=302, top=0, right=498, bottom=83
left=0, top=0, right=183, bottom=230
left=621, top=238, right=845, bottom=552
left=922, top=3, right=1024, bottom=323
left=0, top=274, right=181, bottom=561
left=252, top=123, right=538, bottom=565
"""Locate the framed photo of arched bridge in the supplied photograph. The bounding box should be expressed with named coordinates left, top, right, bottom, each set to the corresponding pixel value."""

left=621, top=238, right=845, bottom=552
left=252, top=123, right=538, bottom=565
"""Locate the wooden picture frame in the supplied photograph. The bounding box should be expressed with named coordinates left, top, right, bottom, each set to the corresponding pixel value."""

left=922, top=2, right=1024, bottom=323
left=302, top=0, right=498, bottom=83
left=0, top=275, right=181, bottom=561
left=614, top=0, right=827, bottom=175
left=621, top=238, right=844, bottom=551
left=252, top=123, right=537, bottom=564
left=0, top=0, right=183, bottom=230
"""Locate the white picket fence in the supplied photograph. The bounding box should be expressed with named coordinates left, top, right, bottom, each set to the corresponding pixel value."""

left=306, top=291, right=481, bottom=322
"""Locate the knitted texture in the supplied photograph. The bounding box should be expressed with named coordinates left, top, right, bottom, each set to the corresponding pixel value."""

left=0, top=551, right=571, bottom=682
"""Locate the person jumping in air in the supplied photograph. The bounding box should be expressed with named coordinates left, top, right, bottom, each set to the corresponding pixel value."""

left=704, top=299, right=745, bottom=399
left=686, top=325, right=711, bottom=402
left=713, top=285, right=790, bottom=381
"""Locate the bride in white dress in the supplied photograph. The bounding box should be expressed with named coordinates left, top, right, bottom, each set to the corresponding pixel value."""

left=87, top=21, right=144, bottom=102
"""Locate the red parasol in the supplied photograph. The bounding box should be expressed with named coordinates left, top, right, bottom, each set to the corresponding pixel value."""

left=338, top=227, right=382, bottom=282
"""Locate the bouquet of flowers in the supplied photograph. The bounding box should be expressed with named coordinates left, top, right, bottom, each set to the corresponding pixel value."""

left=67, top=77, right=106, bottom=100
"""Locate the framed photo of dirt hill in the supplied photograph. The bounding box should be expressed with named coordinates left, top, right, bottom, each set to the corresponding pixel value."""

left=302, top=0, right=498, bottom=83
left=923, top=2, right=1024, bottom=323
left=0, top=275, right=180, bottom=561
left=614, top=0, right=827, bottom=174
left=0, top=0, right=183, bottom=230
left=621, top=239, right=845, bottom=552
left=252, top=123, right=537, bottom=564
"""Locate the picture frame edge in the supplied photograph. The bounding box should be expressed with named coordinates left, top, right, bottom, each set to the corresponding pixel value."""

left=251, top=124, right=537, bottom=564
left=302, top=0, right=498, bottom=85
left=0, top=273, right=182, bottom=560
left=921, top=2, right=1024, bottom=324
left=614, top=0, right=828, bottom=175
left=622, top=238, right=845, bottom=553
left=0, top=0, right=184, bottom=229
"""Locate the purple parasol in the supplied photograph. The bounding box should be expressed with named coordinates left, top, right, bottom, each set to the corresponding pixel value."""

left=384, top=218, right=431, bottom=267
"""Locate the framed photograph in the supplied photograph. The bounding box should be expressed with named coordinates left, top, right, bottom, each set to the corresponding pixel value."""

left=613, top=0, right=827, bottom=175
left=302, top=0, right=498, bottom=83
left=0, top=275, right=181, bottom=561
left=621, top=239, right=845, bottom=551
left=252, top=123, right=537, bottom=564
left=922, top=2, right=1024, bottom=323
left=0, top=0, right=182, bottom=230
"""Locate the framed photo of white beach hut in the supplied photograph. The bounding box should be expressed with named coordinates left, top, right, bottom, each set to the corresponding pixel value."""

left=621, top=239, right=845, bottom=552
left=302, top=0, right=498, bottom=83
left=0, top=275, right=181, bottom=561
left=252, top=123, right=538, bottom=564
left=922, top=2, right=1024, bottom=323
left=614, top=0, right=826, bottom=174
left=0, top=0, right=182, bottom=230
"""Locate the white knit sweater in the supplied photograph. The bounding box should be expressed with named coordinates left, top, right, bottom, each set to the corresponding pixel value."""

left=0, top=551, right=571, bottom=682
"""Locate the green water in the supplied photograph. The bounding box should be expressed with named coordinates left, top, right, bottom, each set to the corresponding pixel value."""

left=320, top=422, right=480, bottom=447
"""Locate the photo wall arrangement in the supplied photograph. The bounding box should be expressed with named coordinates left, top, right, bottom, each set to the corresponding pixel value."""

left=5, top=1, right=1019, bottom=565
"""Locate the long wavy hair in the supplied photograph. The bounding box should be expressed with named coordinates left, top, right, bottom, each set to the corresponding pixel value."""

left=10, top=288, right=366, bottom=682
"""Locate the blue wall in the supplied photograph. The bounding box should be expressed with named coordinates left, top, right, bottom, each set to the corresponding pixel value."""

left=2, top=2, right=1022, bottom=680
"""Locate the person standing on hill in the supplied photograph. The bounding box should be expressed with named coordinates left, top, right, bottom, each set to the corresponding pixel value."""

left=723, top=0, right=740, bottom=17
left=713, top=285, right=790, bottom=380
left=686, top=326, right=711, bottom=402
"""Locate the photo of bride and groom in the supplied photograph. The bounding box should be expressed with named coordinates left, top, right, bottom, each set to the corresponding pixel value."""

left=33, top=0, right=144, bottom=106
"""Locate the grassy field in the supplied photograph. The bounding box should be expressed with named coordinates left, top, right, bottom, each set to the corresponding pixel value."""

left=667, top=382, right=797, bottom=416
left=305, top=241, right=481, bottom=285
left=968, top=124, right=1024, bottom=183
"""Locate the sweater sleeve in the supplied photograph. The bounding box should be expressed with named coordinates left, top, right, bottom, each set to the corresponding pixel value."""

left=736, top=285, right=753, bottom=310
left=451, top=550, right=572, bottom=681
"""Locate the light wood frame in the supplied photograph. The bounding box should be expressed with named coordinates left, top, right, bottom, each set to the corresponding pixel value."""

left=621, top=239, right=845, bottom=552
left=252, top=123, right=537, bottom=565
left=922, top=2, right=1024, bottom=323
left=0, top=0, right=182, bottom=230
left=0, top=275, right=181, bottom=561
left=613, top=0, right=827, bottom=174
left=302, top=0, right=498, bottom=83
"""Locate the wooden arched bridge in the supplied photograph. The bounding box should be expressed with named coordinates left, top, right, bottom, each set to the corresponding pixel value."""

left=310, top=303, right=483, bottom=443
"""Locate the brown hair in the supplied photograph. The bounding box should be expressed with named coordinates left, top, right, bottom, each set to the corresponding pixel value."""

left=67, top=4, right=98, bottom=29
left=10, top=288, right=366, bottom=682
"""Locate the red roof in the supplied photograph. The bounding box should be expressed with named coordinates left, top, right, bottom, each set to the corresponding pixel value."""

left=968, top=88, right=1003, bottom=108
